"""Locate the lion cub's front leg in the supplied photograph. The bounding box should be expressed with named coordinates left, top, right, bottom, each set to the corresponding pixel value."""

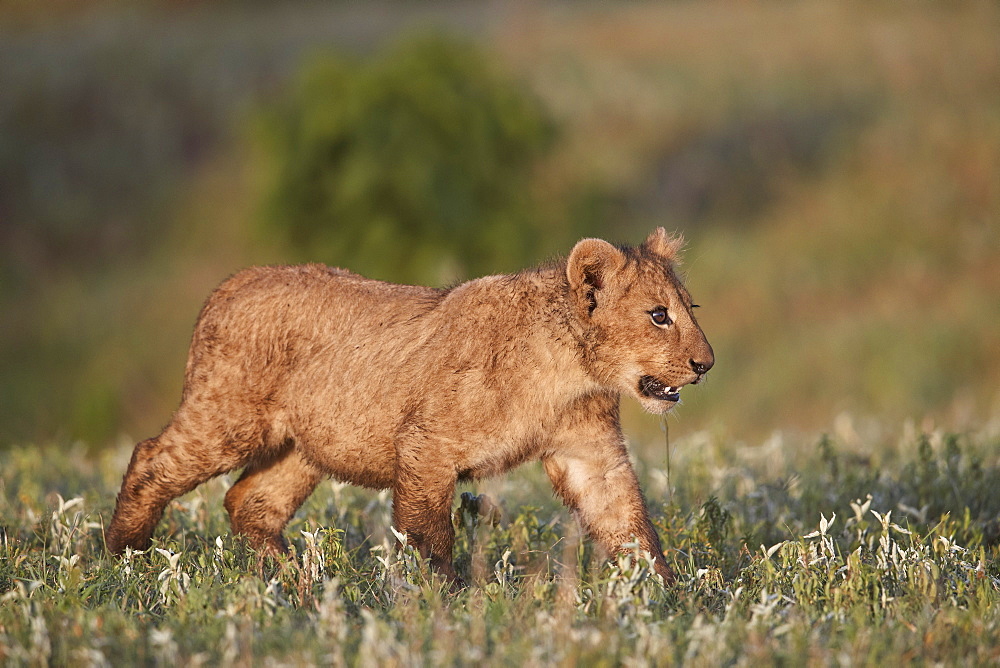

left=542, top=440, right=674, bottom=584
left=392, top=444, right=461, bottom=581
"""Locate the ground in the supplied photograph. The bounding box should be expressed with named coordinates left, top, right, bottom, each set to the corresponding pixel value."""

left=3, top=417, right=1000, bottom=664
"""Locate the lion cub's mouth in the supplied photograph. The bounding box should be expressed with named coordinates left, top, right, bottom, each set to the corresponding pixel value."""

left=638, top=376, right=681, bottom=403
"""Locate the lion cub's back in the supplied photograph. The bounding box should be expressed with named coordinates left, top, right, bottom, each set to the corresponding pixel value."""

left=202, top=262, right=440, bottom=325
left=185, top=264, right=443, bottom=387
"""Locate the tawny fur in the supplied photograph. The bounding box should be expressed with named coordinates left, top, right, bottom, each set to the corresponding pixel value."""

left=107, top=228, right=714, bottom=584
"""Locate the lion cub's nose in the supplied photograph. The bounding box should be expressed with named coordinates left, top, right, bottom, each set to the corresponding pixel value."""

left=690, top=359, right=713, bottom=375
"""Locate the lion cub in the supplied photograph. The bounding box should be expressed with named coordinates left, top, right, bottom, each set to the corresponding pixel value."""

left=107, top=228, right=713, bottom=583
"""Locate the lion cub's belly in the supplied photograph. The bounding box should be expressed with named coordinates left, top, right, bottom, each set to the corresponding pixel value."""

left=306, top=438, right=397, bottom=489
left=289, top=391, right=402, bottom=490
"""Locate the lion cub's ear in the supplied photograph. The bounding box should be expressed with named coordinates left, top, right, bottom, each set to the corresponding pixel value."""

left=567, top=239, right=626, bottom=313
left=643, top=227, right=684, bottom=260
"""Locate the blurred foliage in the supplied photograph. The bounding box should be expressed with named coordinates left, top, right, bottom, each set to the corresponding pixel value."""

left=0, top=1, right=998, bottom=446
left=256, top=35, right=556, bottom=284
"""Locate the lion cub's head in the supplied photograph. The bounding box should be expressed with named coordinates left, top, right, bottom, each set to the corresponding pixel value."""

left=566, top=228, right=715, bottom=414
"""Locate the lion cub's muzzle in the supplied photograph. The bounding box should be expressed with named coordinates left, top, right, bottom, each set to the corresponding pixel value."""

left=690, top=359, right=712, bottom=377
left=638, top=376, right=682, bottom=402
left=688, top=349, right=715, bottom=385
left=639, top=356, right=714, bottom=403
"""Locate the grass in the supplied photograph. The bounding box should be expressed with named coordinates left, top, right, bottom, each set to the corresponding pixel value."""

left=3, top=417, right=1000, bottom=664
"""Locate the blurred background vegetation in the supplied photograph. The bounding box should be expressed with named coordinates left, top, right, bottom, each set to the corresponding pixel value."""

left=1, top=1, right=997, bottom=451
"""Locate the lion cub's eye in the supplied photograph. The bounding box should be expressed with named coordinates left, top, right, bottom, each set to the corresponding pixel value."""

left=649, top=307, right=672, bottom=327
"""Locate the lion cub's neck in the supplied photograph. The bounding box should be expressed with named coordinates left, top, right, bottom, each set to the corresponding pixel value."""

left=436, top=266, right=600, bottom=406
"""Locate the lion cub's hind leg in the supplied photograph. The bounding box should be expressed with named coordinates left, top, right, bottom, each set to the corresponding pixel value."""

left=106, top=418, right=248, bottom=554
left=224, top=446, right=323, bottom=556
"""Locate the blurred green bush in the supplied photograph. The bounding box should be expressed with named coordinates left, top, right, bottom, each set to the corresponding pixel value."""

left=256, top=35, right=556, bottom=284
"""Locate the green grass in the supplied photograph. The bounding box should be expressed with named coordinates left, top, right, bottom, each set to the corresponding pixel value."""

left=3, top=419, right=1000, bottom=664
